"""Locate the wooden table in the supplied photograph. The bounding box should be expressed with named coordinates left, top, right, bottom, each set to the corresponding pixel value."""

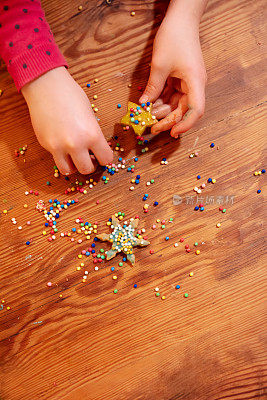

left=0, top=1, right=266, bottom=399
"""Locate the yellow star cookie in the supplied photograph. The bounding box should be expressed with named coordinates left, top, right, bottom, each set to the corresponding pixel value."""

left=120, top=101, right=158, bottom=135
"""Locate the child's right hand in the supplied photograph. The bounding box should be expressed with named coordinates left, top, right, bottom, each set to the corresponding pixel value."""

left=22, top=67, right=113, bottom=175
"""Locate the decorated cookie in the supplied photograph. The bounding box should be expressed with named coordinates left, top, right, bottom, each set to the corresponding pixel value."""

left=120, top=101, right=157, bottom=135
left=96, top=215, right=150, bottom=265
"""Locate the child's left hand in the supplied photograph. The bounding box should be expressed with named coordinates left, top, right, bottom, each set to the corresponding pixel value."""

left=139, top=7, right=207, bottom=138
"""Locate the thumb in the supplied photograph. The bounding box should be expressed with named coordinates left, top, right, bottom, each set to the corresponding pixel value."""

left=139, top=66, right=168, bottom=104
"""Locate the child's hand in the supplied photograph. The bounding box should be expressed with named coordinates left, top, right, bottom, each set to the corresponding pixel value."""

left=140, top=0, right=207, bottom=138
left=22, top=67, right=113, bottom=175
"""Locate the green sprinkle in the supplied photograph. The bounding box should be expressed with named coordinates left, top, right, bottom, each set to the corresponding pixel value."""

left=122, top=212, right=125, bottom=217
left=184, top=293, right=189, bottom=298
left=97, top=254, right=101, bottom=258
left=53, top=166, right=58, bottom=170
left=114, top=289, right=118, bottom=294
left=222, top=209, right=226, bottom=213
left=155, top=292, right=160, bottom=297
left=161, top=225, right=165, bottom=229
left=118, top=212, right=122, bottom=216
left=80, top=223, right=84, bottom=227
left=119, top=262, right=123, bottom=267
left=101, top=255, right=105, bottom=259
left=151, top=179, right=154, bottom=183
left=194, top=242, right=198, bottom=246
left=54, top=228, right=58, bottom=233
left=169, top=217, right=173, bottom=221
left=100, top=248, right=104, bottom=253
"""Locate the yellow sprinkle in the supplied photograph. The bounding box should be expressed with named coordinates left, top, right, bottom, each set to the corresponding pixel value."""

left=24, top=204, right=28, bottom=208
left=195, top=250, right=200, bottom=255
left=212, top=178, right=216, bottom=184
left=76, top=266, right=81, bottom=271
left=94, top=107, right=98, bottom=112
left=130, top=11, right=136, bottom=16
left=80, top=263, right=84, bottom=267
left=113, top=275, right=117, bottom=280
left=189, top=272, right=194, bottom=277
left=78, top=5, right=83, bottom=11
left=94, top=78, right=99, bottom=83
left=59, top=294, right=63, bottom=298
left=91, top=103, right=94, bottom=108
left=42, top=230, right=47, bottom=235
left=161, top=296, right=166, bottom=300
left=216, top=223, right=221, bottom=228
left=3, top=210, right=7, bottom=214
left=78, top=254, right=82, bottom=259
left=93, top=95, right=98, bottom=100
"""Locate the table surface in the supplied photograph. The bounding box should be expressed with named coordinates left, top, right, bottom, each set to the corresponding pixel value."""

left=0, top=1, right=266, bottom=399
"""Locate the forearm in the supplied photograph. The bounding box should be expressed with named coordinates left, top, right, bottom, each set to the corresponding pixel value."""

left=164, top=0, right=208, bottom=34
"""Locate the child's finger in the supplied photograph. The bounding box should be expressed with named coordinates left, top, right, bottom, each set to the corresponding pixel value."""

left=70, top=149, right=95, bottom=175
left=90, top=133, right=114, bottom=166
left=151, top=94, right=188, bottom=134
left=170, top=77, right=205, bottom=137
left=53, top=153, right=77, bottom=175
left=139, top=65, right=169, bottom=104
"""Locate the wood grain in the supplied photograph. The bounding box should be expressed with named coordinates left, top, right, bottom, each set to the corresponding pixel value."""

left=0, top=0, right=266, bottom=399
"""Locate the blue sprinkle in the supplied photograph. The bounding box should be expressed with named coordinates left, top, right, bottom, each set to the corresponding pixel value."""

left=72, top=228, right=76, bottom=232
left=136, top=175, right=140, bottom=179
left=102, top=176, right=106, bottom=181
left=136, top=106, right=141, bottom=110
left=114, top=135, right=118, bottom=140
left=65, top=176, right=69, bottom=181
left=146, top=102, right=150, bottom=106
left=92, top=250, right=95, bottom=254
left=111, top=267, right=115, bottom=271
left=117, top=104, right=122, bottom=108
left=130, top=113, right=134, bottom=117
left=154, top=201, right=158, bottom=206
left=165, top=236, right=169, bottom=241
left=210, top=143, right=215, bottom=148
left=257, top=189, right=261, bottom=194
left=26, top=241, right=30, bottom=245
left=91, top=243, right=96, bottom=248
left=133, top=284, right=137, bottom=288
left=48, top=199, right=52, bottom=203
left=144, top=140, right=148, bottom=144
left=141, top=103, right=145, bottom=107
left=53, top=221, right=56, bottom=225
left=94, top=237, right=99, bottom=241
left=261, top=169, right=265, bottom=173
left=86, top=83, right=91, bottom=87
left=118, top=157, right=122, bottom=162
left=127, top=167, right=132, bottom=172
left=207, top=178, right=212, bottom=183
left=200, top=206, right=205, bottom=211
left=45, top=223, right=49, bottom=227
left=134, top=120, right=139, bottom=124
left=123, top=257, right=127, bottom=262
left=197, top=175, right=201, bottom=179
left=86, top=252, right=90, bottom=256
left=135, top=179, right=139, bottom=184
left=194, top=206, right=199, bottom=211
left=162, top=158, right=166, bottom=161
left=143, top=197, right=147, bottom=201
left=134, top=157, right=138, bottom=162
left=175, top=285, right=180, bottom=290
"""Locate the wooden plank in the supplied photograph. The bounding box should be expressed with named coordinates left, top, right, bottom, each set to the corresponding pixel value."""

left=0, top=0, right=266, bottom=399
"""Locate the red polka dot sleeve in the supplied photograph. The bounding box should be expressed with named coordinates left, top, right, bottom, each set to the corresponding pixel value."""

left=0, top=0, right=68, bottom=91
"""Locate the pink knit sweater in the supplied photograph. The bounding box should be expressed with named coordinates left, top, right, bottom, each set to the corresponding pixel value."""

left=0, top=0, right=68, bottom=91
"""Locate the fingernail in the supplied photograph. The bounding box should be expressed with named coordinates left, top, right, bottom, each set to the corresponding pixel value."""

left=139, top=94, right=148, bottom=103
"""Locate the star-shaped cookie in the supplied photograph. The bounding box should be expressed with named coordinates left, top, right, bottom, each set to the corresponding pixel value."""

left=96, top=215, right=150, bottom=265
left=120, top=101, right=157, bottom=135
